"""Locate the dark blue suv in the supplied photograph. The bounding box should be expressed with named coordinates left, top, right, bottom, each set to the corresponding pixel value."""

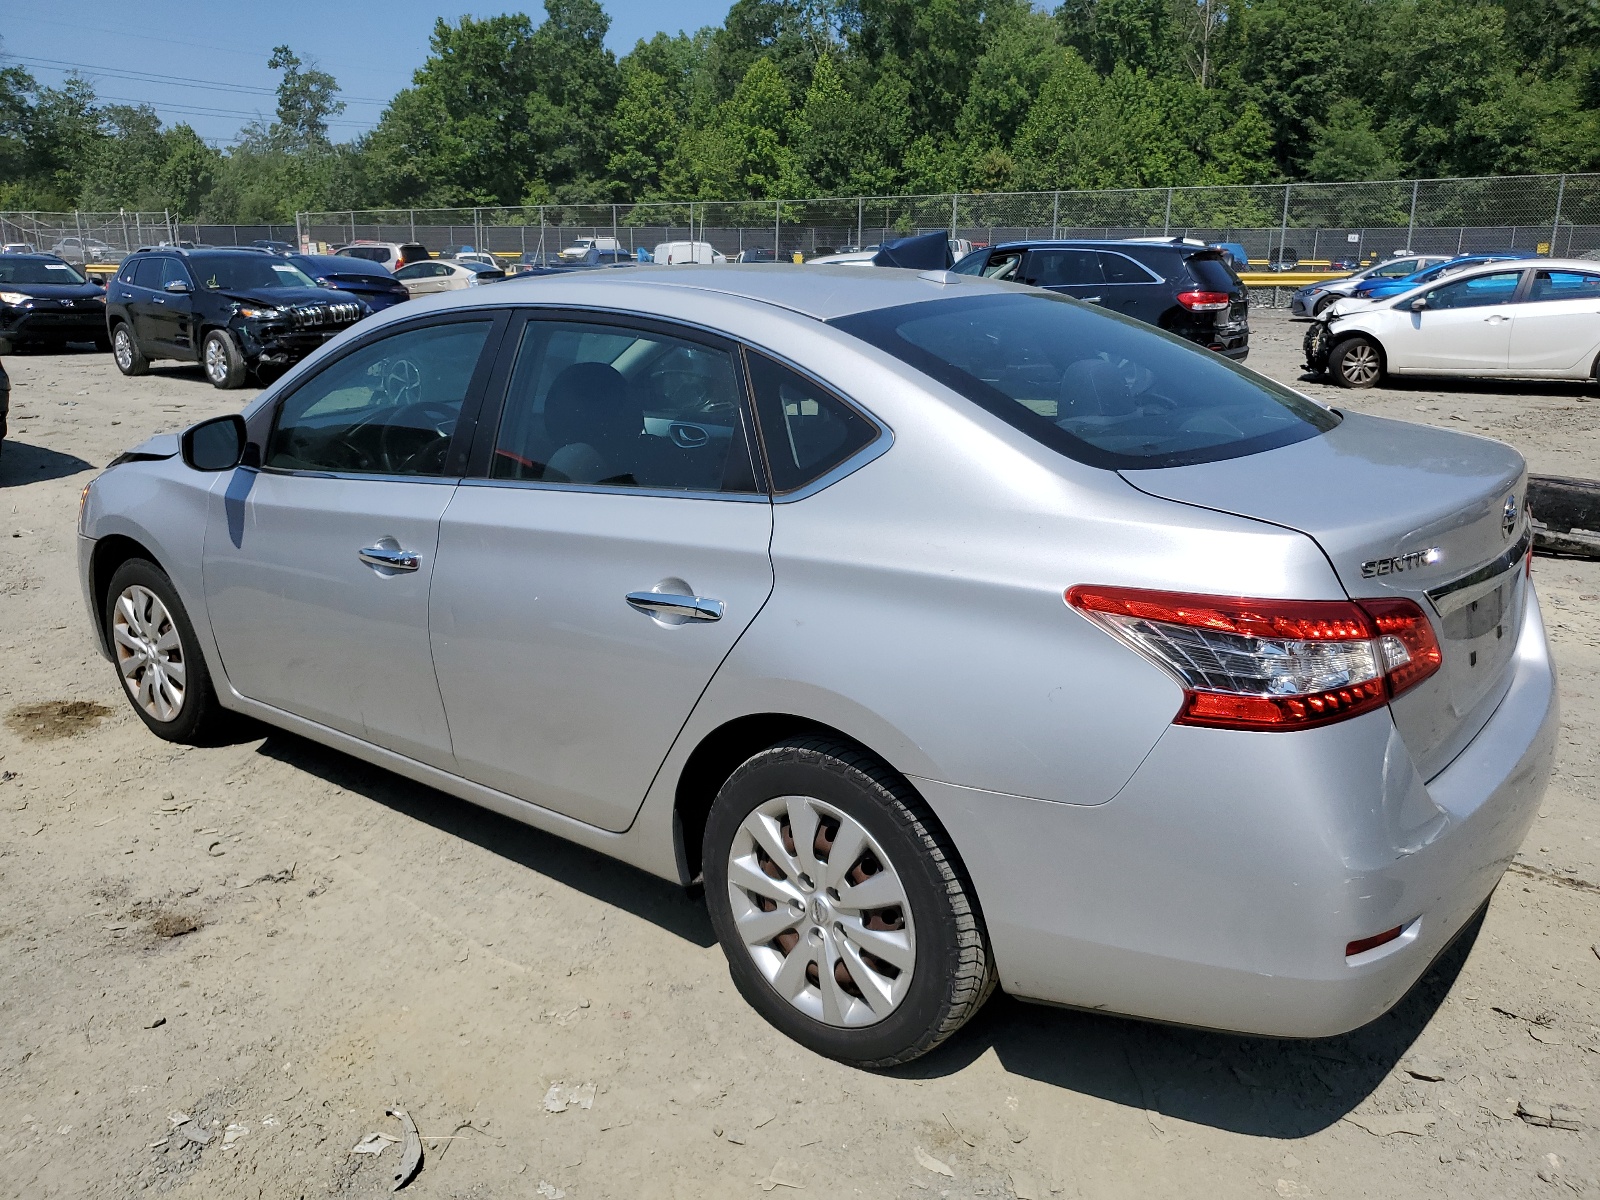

left=106, top=247, right=371, bottom=388
left=952, top=239, right=1250, bottom=358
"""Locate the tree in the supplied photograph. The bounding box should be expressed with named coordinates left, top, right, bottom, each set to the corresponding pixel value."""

left=1306, top=99, right=1399, bottom=181
left=266, top=46, right=345, bottom=149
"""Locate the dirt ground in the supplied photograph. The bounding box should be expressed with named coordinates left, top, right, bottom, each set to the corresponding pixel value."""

left=1, top=310, right=1596, bottom=1200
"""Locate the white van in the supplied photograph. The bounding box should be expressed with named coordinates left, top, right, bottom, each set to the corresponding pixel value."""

left=651, top=241, right=727, bottom=265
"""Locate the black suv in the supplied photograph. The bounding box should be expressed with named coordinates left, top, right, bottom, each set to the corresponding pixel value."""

left=0, top=253, right=110, bottom=352
left=952, top=239, right=1250, bottom=359
left=106, top=247, right=369, bottom=388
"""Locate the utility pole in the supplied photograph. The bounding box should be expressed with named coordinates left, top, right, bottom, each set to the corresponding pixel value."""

left=1406, top=180, right=1419, bottom=250
left=1550, top=173, right=1568, bottom=255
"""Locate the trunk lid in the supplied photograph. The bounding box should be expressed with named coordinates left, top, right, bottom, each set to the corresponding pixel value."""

left=1122, top=411, right=1530, bottom=780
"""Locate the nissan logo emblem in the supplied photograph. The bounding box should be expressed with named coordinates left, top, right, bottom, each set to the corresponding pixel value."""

left=1502, top=494, right=1518, bottom=538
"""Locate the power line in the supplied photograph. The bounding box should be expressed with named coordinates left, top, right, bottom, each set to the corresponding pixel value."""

left=0, top=13, right=271, bottom=59
left=94, top=92, right=372, bottom=129
left=5, top=54, right=391, bottom=104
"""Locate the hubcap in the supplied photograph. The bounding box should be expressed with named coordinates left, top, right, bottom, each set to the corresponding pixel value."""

left=114, top=328, right=132, bottom=370
left=112, top=585, right=186, bottom=723
left=1344, top=345, right=1378, bottom=384
left=727, top=795, right=916, bottom=1028
left=205, top=337, right=227, bottom=381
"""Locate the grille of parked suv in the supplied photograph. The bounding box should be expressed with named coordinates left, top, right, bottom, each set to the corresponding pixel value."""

left=288, top=302, right=363, bottom=328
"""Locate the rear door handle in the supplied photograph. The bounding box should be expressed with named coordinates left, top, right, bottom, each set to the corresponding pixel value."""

left=1484, top=313, right=1509, bottom=323
left=1082, top=295, right=1103, bottom=304
left=359, top=544, right=421, bottom=572
left=625, top=591, right=723, bottom=621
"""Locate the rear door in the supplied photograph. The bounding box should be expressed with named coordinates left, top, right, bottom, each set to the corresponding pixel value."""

left=1094, top=250, right=1167, bottom=322
left=149, top=257, right=197, bottom=358
left=1508, top=267, right=1600, bottom=373
left=1399, top=269, right=1525, bottom=372
left=429, top=311, right=774, bottom=831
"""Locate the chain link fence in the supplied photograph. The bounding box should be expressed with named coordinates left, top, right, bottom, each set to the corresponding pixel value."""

left=0, top=213, right=303, bottom=265
left=300, top=173, right=1600, bottom=266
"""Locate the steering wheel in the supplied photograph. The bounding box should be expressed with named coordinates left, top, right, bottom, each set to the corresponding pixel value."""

left=379, top=356, right=424, bottom=407
left=378, top=400, right=459, bottom=473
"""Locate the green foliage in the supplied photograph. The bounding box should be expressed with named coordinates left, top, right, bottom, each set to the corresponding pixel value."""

left=6, top=0, right=1600, bottom=222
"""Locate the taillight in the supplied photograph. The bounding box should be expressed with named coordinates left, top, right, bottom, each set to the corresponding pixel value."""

left=1176, top=290, right=1231, bottom=311
left=1064, top=586, right=1442, bottom=732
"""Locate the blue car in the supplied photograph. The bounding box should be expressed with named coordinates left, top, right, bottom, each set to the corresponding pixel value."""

left=1351, top=252, right=1540, bottom=301
left=286, top=253, right=410, bottom=312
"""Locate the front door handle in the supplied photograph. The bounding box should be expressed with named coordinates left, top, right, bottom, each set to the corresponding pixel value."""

left=1081, top=295, right=1103, bottom=304
left=625, top=591, right=723, bottom=621
left=359, top=543, right=421, bottom=572
left=1484, top=313, right=1509, bottom=323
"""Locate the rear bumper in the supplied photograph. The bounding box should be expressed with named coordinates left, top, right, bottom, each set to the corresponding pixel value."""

left=918, top=587, right=1557, bottom=1037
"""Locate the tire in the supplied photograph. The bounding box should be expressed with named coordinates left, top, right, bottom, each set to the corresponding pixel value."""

left=1312, top=294, right=1338, bottom=316
left=111, top=322, right=148, bottom=376
left=202, top=329, right=247, bottom=389
left=703, top=736, right=996, bottom=1067
left=103, top=558, right=227, bottom=744
left=1331, top=334, right=1384, bottom=389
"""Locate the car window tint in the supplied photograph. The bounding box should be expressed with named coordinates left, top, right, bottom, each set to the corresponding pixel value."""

left=1374, top=260, right=1419, bottom=277
left=1099, top=252, right=1156, bottom=284
left=1528, top=269, right=1600, bottom=301
left=490, top=319, right=758, bottom=493
left=1184, top=254, right=1239, bottom=291
left=832, top=292, right=1338, bottom=471
left=160, top=258, right=190, bottom=288
left=951, top=251, right=988, bottom=276
left=746, top=352, right=879, bottom=493
left=1025, top=249, right=1102, bottom=287
left=1424, top=270, right=1523, bottom=309
left=0, top=258, right=85, bottom=284
left=267, top=321, right=491, bottom=476
left=981, top=251, right=1023, bottom=280
left=132, top=257, right=163, bottom=289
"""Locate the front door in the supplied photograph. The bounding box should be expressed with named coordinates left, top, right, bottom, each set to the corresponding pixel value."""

left=1508, top=268, right=1600, bottom=373
left=149, top=257, right=197, bottom=359
left=202, top=315, right=501, bottom=768
left=430, top=313, right=774, bottom=831
left=1401, top=269, right=1524, bottom=372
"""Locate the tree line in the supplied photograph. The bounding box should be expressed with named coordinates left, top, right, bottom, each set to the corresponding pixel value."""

left=3, top=0, right=1599, bottom=223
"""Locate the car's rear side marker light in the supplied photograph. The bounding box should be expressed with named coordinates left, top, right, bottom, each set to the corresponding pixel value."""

left=1345, top=925, right=1404, bottom=957
left=1064, top=586, right=1443, bottom=732
left=1177, top=289, right=1232, bottom=311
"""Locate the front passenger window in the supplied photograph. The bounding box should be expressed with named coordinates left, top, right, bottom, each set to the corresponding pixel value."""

left=267, top=321, right=491, bottom=476
left=1423, top=271, right=1523, bottom=310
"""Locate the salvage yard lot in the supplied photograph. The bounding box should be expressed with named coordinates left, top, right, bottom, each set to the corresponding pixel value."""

left=1, top=309, right=1596, bottom=1199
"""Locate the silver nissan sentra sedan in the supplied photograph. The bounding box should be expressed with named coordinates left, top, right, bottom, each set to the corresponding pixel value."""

left=78, top=265, right=1557, bottom=1066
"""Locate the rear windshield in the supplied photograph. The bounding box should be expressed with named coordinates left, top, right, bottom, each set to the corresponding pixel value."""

left=831, top=292, right=1338, bottom=470
left=1185, top=253, right=1241, bottom=292
left=340, top=246, right=389, bottom=263
left=189, top=254, right=316, bottom=291
left=0, top=257, right=86, bottom=284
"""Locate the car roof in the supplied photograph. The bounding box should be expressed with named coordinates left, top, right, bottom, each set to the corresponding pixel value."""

left=401, top=263, right=1026, bottom=322
left=988, top=238, right=1192, bottom=254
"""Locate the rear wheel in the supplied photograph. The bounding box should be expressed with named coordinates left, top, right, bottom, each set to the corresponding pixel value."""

left=104, top=558, right=227, bottom=744
left=1331, top=335, right=1384, bottom=389
left=202, top=329, right=247, bottom=389
left=111, top=323, right=148, bottom=376
left=703, top=736, right=995, bottom=1067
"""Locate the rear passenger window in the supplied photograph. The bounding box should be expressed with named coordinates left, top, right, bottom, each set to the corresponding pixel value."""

left=746, top=353, right=879, bottom=493
left=1098, top=253, right=1156, bottom=284
left=489, top=319, right=759, bottom=494
left=1528, top=269, right=1600, bottom=300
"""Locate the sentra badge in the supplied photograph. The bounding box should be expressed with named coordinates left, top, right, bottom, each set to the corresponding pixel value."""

left=1361, top=547, right=1442, bottom=578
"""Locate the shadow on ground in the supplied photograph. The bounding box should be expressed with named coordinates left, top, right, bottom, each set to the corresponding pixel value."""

left=0, top=440, right=95, bottom=485
left=1300, top=371, right=1595, bottom=399
left=254, top=726, right=1478, bottom=1136
left=898, top=913, right=1480, bottom=1138
left=256, top=731, right=716, bottom=949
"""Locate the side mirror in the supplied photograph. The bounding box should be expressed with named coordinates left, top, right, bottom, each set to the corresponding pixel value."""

left=164, top=279, right=190, bottom=294
left=181, top=414, right=248, bottom=471
left=1411, top=296, right=1428, bottom=311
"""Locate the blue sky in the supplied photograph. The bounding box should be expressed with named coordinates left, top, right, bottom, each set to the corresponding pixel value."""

left=0, top=0, right=734, bottom=145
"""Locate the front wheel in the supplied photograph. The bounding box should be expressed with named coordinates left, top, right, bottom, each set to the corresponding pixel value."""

left=111, top=323, right=148, bottom=376
left=202, top=329, right=247, bottom=389
left=703, top=736, right=995, bottom=1067
left=1331, top=335, right=1384, bottom=389
left=104, top=558, right=227, bottom=744
left=1312, top=294, right=1338, bottom=317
